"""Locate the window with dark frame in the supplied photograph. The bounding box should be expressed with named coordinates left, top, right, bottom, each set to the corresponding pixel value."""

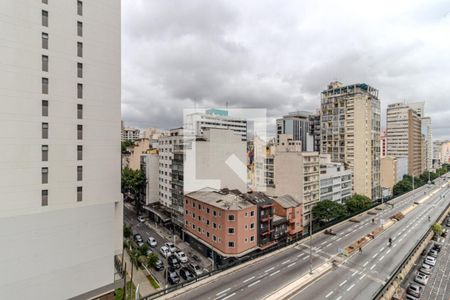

left=77, top=83, right=83, bottom=98
left=77, top=1, right=83, bottom=16
left=42, top=78, right=48, bottom=94
left=42, top=123, right=48, bottom=139
left=42, top=10, right=48, bottom=27
left=77, top=124, right=83, bottom=140
left=41, top=190, right=48, bottom=206
left=77, top=166, right=83, bottom=181
left=77, top=21, right=83, bottom=37
left=77, top=104, right=83, bottom=119
left=42, top=32, right=49, bottom=49
left=77, top=145, right=83, bottom=160
left=42, top=100, right=48, bottom=116
left=41, top=167, right=48, bottom=184
left=77, top=186, right=82, bottom=201
left=77, top=63, right=83, bottom=78
left=42, top=145, right=48, bottom=161
left=77, top=42, right=83, bottom=57
left=42, top=55, right=48, bottom=72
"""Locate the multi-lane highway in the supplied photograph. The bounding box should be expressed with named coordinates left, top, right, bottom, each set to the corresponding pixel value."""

left=168, top=176, right=448, bottom=300
left=290, top=179, right=450, bottom=300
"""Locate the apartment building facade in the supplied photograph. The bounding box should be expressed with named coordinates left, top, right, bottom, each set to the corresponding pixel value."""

left=0, top=1, right=122, bottom=299
left=386, top=103, right=423, bottom=176
left=380, top=129, right=387, bottom=158
left=319, top=154, right=352, bottom=204
left=141, top=150, right=160, bottom=205
left=272, top=195, right=303, bottom=237
left=276, top=111, right=315, bottom=151
left=320, top=82, right=381, bottom=201
left=271, top=135, right=320, bottom=231
left=121, top=126, right=140, bottom=142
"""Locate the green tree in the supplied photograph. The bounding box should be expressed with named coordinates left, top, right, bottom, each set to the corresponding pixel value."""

left=393, top=178, right=413, bottom=197
left=121, top=140, right=135, bottom=154
left=312, top=200, right=347, bottom=223
left=137, top=255, right=148, bottom=267
left=138, top=243, right=149, bottom=257
left=123, top=224, right=132, bottom=239
left=432, top=223, right=443, bottom=235
left=121, top=167, right=146, bottom=214
left=147, top=253, right=159, bottom=268
left=345, top=194, right=372, bottom=214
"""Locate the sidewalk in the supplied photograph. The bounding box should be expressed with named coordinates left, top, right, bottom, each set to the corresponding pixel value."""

left=120, top=251, right=156, bottom=297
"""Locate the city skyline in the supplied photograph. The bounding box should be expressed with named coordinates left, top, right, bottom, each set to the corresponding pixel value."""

left=122, top=0, right=450, bottom=140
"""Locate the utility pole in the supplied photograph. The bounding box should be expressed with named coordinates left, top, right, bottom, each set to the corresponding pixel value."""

left=123, top=262, right=127, bottom=300
left=309, top=211, right=313, bottom=274
left=412, top=175, right=415, bottom=190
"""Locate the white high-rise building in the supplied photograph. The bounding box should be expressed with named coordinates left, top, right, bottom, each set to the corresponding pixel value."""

left=0, top=1, right=122, bottom=299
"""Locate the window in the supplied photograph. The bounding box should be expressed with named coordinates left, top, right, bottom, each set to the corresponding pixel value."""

left=42, top=100, right=48, bottom=116
left=213, top=210, right=217, bottom=217
left=206, top=232, right=210, bottom=238
left=228, top=214, right=235, bottom=221
left=42, top=78, right=48, bottom=94
left=192, top=224, right=196, bottom=229
left=198, top=216, right=201, bottom=221
left=77, top=125, right=83, bottom=140
left=206, top=208, right=210, bottom=214
left=206, top=220, right=210, bottom=225
left=42, top=32, right=48, bottom=49
left=250, top=236, right=254, bottom=242
left=42, top=123, right=48, bottom=139
left=77, top=186, right=82, bottom=201
left=77, top=83, right=83, bottom=98
left=193, top=213, right=195, bottom=219
left=41, top=167, right=48, bottom=184
left=42, top=55, right=48, bottom=72
left=228, top=228, right=235, bottom=234
left=41, top=145, right=48, bottom=161
left=77, top=42, right=83, bottom=57
left=42, top=0, right=48, bottom=4
left=250, top=223, right=255, bottom=229
left=213, top=223, right=217, bottom=229
left=250, top=211, right=255, bottom=217
left=77, top=145, right=83, bottom=160
left=77, top=104, right=83, bottom=119
left=77, top=1, right=83, bottom=16
left=228, top=241, right=235, bottom=248
left=41, top=190, right=48, bottom=206
left=77, top=166, right=82, bottom=181
left=213, top=235, right=217, bottom=242
left=42, top=10, right=48, bottom=27
left=77, top=63, right=83, bottom=78
left=77, top=21, right=83, bottom=37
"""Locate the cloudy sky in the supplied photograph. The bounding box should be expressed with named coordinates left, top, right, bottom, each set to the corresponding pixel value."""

left=122, top=0, right=450, bottom=140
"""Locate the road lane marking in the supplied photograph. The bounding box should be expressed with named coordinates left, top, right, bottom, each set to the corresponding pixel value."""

left=373, top=253, right=378, bottom=258
left=321, top=241, right=328, bottom=245
left=380, top=247, right=385, bottom=252
left=303, top=256, right=309, bottom=260
left=221, top=293, right=236, bottom=300
left=359, top=274, right=366, bottom=280
left=325, top=291, right=334, bottom=298
left=386, top=249, right=391, bottom=254
left=297, top=253, right=305, bottom=258
left=270, top=270, right=280, bottom=277
left=243, top=276, right=255, bottom=283
left=352, top=271, right=358, bottom=277
left=339, top=280, right=347, bottom=286
left=336, top=237, right=342, bottom=241
left=336, top=296, right=342, bottom=300
left=370, top=264, right=376, bottom=270
left=327, top=243, right=333, bottom=247
left=282, top=260, right=290, bottom=265
left=287, top=262, right=296, bottom=268
left=265, top=267, right=275, bottom=273
left=248, top=280, right=261, bottom=288
left=347, top=284, right=355, bottom=291
left=379, top=255, right=385, bottom=262
left=363, top=261, right=369, bottom=267
left=216, top=288, right=230, bottom=296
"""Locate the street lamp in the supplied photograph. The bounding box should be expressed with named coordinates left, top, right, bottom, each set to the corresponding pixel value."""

left=309, top=210, right=313, bottom=275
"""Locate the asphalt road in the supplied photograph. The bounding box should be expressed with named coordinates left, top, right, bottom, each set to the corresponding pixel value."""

left=289, top=180, right=450, bottom=300
left=401, top=216, right=450, bottom=300
left=171, top=177, right=448, bottom=300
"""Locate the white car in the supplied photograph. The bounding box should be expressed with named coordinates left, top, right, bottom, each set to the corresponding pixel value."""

left=175, top=251, right=188, bottom=263
left=188, top=263, right=204, bottom=276
left=147, top=237, right=157, bottom=248
left=414, top=273, right=429, bottom=285
left=424, top=256, right=436, bottom=266
left=160, top=246, right=170, bottom=258
left=137, top=216, right=145, bottom=223
left=165, top=242, right=177, bottom=253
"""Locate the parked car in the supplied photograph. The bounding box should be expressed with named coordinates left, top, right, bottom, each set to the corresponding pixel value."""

left=137, top=241, right=144, bottom=247
left=414, top=273, right=429, bottom=285
left=424, top=256, right=436, bottom=266
left=165, top=242, right=177, bottom=253
left=145, top=248, right=153, bottom=256
left=179, top=267, right=195, bottom=281
left=137, top=215, right=146, bottom=223
left=134, top=234, right=143, bottom=242
left=175, top=251, right=188, bottom=263
left=165, top=267, right=180, bottom=285
left=407, top=283, right=422, bottom=297
left=147, top=237, right=157, bottom=248
left=188, top=263, right=204, bottom=276
left=160, top=246, right=170, bottom=258
left=432, top=243, right=442, bottom=252
left=419, top=264, right=432, bottom=275
left=428, top=249, right=438, bottom=258
left=405, top=294, right=419, bottom=300
left=168, top=255, right=181, bottom=269
left=154, top=259, right=164, bottom=271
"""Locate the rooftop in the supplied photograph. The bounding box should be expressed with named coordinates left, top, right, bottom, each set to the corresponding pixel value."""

left=186, top=188, right=254, bottom=210
left=273, top=195, right=302, bottom=208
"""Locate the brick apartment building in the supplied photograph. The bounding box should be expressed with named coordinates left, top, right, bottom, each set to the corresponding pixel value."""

left=272, top=195, right=303, bottom=238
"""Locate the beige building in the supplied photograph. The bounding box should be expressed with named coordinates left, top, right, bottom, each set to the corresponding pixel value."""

left=386, top=103, right=423, bottom=176
left=270, top=135, right=319, bottom=229
left=380, top=156, right=397, bottom=193
left=321, top=82, right=381, bottom=200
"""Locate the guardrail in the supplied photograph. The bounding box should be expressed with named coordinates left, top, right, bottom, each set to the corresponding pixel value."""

left=373, top=192, right=450, bottom=299
left=139, top=180, right=444, bottom=300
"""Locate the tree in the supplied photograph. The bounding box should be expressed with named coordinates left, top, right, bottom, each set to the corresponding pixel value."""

left=138, top=243, right=149, bottom=257
left=147, top=253, right=159, bottom=268
left=137, top=255, right=148, bottom=268
left=123, top=224, right=132, bottom=239
left=121, top=167, right=146, bottom=214
left=345, top=194, right=372, bottom=214
left=121, top=140, right=135, bottom=154
left=432, top=223, right=443, bottom=235
left=312, top=200, right=347, bottom=223
left=393, top=178, right=413, bottom=197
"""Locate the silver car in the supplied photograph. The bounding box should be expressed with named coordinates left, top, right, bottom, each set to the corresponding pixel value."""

left=424, top=256, right=436, bottom=266
left=414, top=272, right=429, bottom=285
left=419, top=264, right=432, bottom=275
